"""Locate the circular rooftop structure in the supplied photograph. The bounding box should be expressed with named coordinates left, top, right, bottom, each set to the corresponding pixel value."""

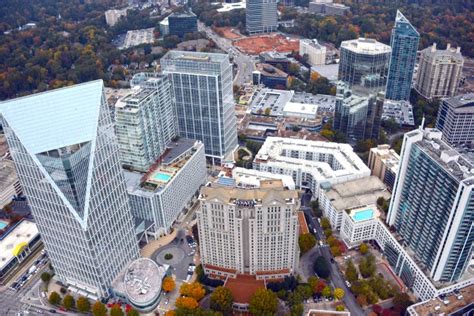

left=123, top=258, right=165, bottom=311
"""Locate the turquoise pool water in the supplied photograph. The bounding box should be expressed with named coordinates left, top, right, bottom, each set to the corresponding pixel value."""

left=153, top=172, right=172, bottom=182
left=0, top=221, right=8, bottom=229
left=352, top=209, right=374, bottom=222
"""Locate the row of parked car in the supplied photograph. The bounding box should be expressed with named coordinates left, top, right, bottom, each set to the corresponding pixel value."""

left=10, top=249, right=48, bottom=292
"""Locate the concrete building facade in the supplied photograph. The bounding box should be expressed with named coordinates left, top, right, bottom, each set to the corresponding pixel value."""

left=435, top=94, right=474, bottom=146
left=299, top=39, right=327, bottom=66
left=0, top=81, right=140, bottom=298
left=246, top=0, right=278, bottom=34
left=415, top=43, right=464, bottom=99
left=197, top=180, right=300, bottom=280
left=367, top=144, right=400, bottom=190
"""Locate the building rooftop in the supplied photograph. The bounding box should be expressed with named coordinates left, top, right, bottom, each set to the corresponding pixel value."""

left=443, top=93, right=474, bottom=114
left=200, top=180, right=298, bottom=205
left=216, top=1, right=246, bottom=12
left=255, top=137, right=370, bottom=182
left=300, top=39, right=325, bottom=50
left=414, top=129, right=474, bottom=182
left=422, top=43, right=463, bottom=60
left=0, top=159, right=18, bottom=196
left=323, top=176, right=391, bottom=212
left=346, top=205, right=380, bottom=223
left=0, top=80, right=104, bottom=155
left=112, top=258, right=166, bottom=306
left=168, top=10, right=197, bottom=18
left=161, top=50, right=228, bottom=64
left=0, top=220, right=39, bottom=271
left=383, top=99, right=415, bottom=126
left=409, top=283, right=474, bottom=316
left=260, top=51, right=290, bottom=62
left=340, top=38, right=391, bottom=55
left=255, top=63, right=289, bottom=78
left=283, top=102, right=318, bottom=117
left=224, top=274, right=265, bottom=304
left=370, top=145, right=400, bottom=174
left=231, top=167, right=296, bottom=190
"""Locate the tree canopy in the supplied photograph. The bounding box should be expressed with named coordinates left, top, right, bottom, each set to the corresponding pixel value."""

left=313, top=255, right=330, bottom=279
left=249, top=288, right=278, bottom=316
left=299, top=233, right=317, bottom=254
left=210, top=286, right=233, bottom=314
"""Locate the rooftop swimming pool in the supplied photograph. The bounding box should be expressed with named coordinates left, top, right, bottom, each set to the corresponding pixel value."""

left=352, top=209, right=374, bottom=222
left=152, top=172, right=172, bottom=183
left=0, top=221, right=8, bottom=229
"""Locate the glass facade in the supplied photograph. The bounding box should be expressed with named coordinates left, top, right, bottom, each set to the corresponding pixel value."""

left=0, top=81, right=139, bottom=297
left=168, top=12, right=197, bottom=38
left=385, top=11, right=420, bottom=101
left=161, top=51, right=238, bottom=162
left=246, top=0, right=278, bottom=34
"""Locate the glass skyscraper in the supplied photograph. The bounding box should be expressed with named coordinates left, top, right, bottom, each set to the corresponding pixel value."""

left=161, top=51, right=238, bottom=164
left=0, top=81, right=139, bottom=298
left=385, top=10, right=420, bottom=101
left=387, top=128, right=474, bottom=282
left=246, top=0, right=278, bottom=35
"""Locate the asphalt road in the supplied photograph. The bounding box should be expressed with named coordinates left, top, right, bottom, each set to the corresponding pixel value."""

left=300, top=192, right=365, bottom=316
left=198, top=22, right=254, bottom=86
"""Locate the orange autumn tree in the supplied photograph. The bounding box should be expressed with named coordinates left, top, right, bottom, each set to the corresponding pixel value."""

left=179, top=282, right=205, bottom=301
left=162, top=276, right=176, bottom=292
left=175, top=296, right=199, bottom=310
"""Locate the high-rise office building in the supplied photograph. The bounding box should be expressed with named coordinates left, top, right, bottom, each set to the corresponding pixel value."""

left=0, top=81, right=140, bottom=298
left=385, top=10, right=420, bottom=101
left=246, top=0, right=278, bottom=35
left=197, top=180, right=300, bottom=280
left=115, top=73, right=178, bottom=172
left=168, top=10, right=198, bottom=38
left=333, top=81, right=384, bottom=141
left=435, top=94, right=474, bottom=146
left=338, top=38, right=391, bottom=95
left=161, top=51, right=238, bottom=164
left=415, top=43, right=464, bottom=99
left=387, top=128, right=474, bottom=282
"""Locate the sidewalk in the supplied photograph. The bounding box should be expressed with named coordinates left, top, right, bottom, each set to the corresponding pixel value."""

left=141, top=230, right=178, bottom=258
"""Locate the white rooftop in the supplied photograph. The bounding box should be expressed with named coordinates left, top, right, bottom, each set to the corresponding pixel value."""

left=283, top=102, right=318, bottom=117
left=217, top=1, right=246, bottom=12
left=340, top=38, right=391, bottom=55
left=0, top=220, right=39, bottom=270
left=232, top=167, right=296, bottom=190
left=0, top=80, right=104, bottom=155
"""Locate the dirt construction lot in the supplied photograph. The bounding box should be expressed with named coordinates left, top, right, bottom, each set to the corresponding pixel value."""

left=213, top=27, right=242, bottom=40
left=233, top=33, right=300, bottom=55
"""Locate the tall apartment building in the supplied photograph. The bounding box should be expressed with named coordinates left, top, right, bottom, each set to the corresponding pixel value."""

left=385, top=10, right=420, bottom=101
left=299, top=39, right=327, bottom=66
left=246, top=0, right=278, bottom=35
left=333, top=81, right=385, bottom=141
left=0, top=81, right=140, bottom=298
left=367, top=144, right=400, bottom=190
left=387, top=128, right=474, bottom=282
left=338, top=38, right=391, bottom=95
left=252, top=137, right=370, bottom=197
left=435, top=94, right=474, bottom=146
left=415, top=43, right=464, bottom=99
left=115, top=74, right=178, bottom=172
left=197, top=180, right=300, bottom=280
left=161, top=51, right=238, bottom=164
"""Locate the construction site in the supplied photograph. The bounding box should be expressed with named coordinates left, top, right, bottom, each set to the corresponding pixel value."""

left=233, top=33, right=300, bottom=55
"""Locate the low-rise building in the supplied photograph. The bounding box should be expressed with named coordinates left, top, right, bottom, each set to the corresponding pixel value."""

left=253, top=137, right=370, bottom=198
left=0, top=159, right=22, bottom=209
left=319, top=176, right=390, bottom=229
left=253, top=64, right=289, bottom=89
left=105, top=8, right=128, bottom=27
left=0, top=220, right=41, bottom=283
left=283, top=102, right=318, bottom=119
left=259, top=52, right=291, bottom=72
left=168, top=10, right=198, bottom=38
left=309, top=0, right=350, bottom=16
left=299, top=39, right=327, bottom=66
left=367, top=145, right=400, bottom=190
left=125, top=139, right=206, bottom=237
left=340, top=205, right=380, bottom=248
left=197, top=180, right=299, bottom=281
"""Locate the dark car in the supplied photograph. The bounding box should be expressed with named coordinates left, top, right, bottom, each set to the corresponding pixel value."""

left=186, top=236, right=194, bottom=243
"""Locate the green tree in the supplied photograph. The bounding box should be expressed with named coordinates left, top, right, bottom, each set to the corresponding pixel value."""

left=336, top=304, right=345, bottom=311
left=345, top=259, right=359, bottom=283
left=49, top=291, right=61, bottom=305
left=359, top=254, right=376, bottom=278
left=110, top=305, right=125, bottom=316
left=210, top=286, right=233, bottom=314
left=310, top=200, right=322, bottom=217
left=295, top=284, right=313, bottom=300
left=299, top=233, right=317, bottom=254
left=76, top=296, right=91, bottom=313
left=393, top=292, right=412, bottom=311
left=264, top=108, right=271, bottom=116
left=324, top=228, right=333, bottom=238
left=249, top=288, right=278, bottom=316
left=322, top=286, right=332, bottom=298
left=40, top=272, right=52, bottom=283
left=92, top=301, right=107, bottom=316
left=313, top=256, right=330, bottom=279
left=127, top=310, right=140, bottom=316
left=320, top=217, right=331, bottom=230
left=359, top=243, right=369, bottom=255
left=63, top=294, right=75, bottom=311
left=376, top=197, right=385, bottom=207
left=308, top=276, right=318, bottom=292
left=334, top=288, right=345, bottom=300
left=290, top=303, right=304, bottom=316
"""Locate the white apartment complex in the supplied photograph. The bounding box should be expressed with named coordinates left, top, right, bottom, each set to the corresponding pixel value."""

left=115, top=74, right=178, bottom=172
left=319, top=176, right=390, bottom=229
left=252, top=137, right=370, bottom=197
left=0, top=81, right=140, bottom=298
left=125, top=139, right=206, bottom=237
left=299, top=39, right=327, bottom=66
left=415, top=43, right=464, bottom=99
left=197, top=180, right=300, bottom=280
